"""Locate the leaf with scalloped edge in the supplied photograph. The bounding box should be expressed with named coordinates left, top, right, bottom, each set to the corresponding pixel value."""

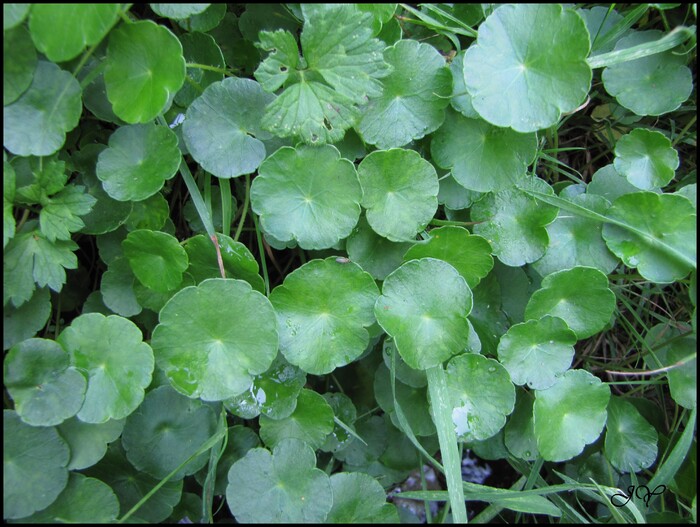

left=604, top=396, right=658, bottom=473
left=613, top=128, right=679, bottom=190
left=463, top=4, right=591, bottom=132
left=122, top=229, right=188, bottom=293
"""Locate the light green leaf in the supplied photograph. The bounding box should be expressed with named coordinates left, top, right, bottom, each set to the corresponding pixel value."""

left=346, top=214, right=413, bottom=280
left=498, top=315, right=577, bottom=390
left=4, top=4, right=30, bottom=29
left=122, top=229, right=188, bottom=293
left=403, top=226, right=493, bottom=288
left=104, top=20, right=186, bottom=123
left=472, top=179, right=559, bottom=267
left=96, top=124, right=181, bottom=202
left=525, top=267, right=616, bottom=340
left=183, top=77, right=274, bottom=178
left=449, top=50, right=479, bottom=118
left=357, top=39, right=452, bottom=149
left=604, top=396, right=658, bottom=473
left=255, top=4, right=391, bottom=144
left=4, top=25, right=37, bottom=105
left=375, top=258, right=473, bottom=370
left=250, top=145, right=362, bottom=250
left=259, top=389, right=335, bottom=450
left=122, top=385, right=217, bottom=480
left=444, top=353, right=516, bottom=442
left=327, top=472, right=400, bottom=523
left=613, top=128, right=679, bottom=190
left=29, top=4, right=119, bottom=62
left=602, top=192, right=696, bottom=283
left=4, top=338, right=86, bottom=426
left=431, top=109, right=538, bottom=192
left=270, top=257, right=379, bottom=375
left=3, top=61, right=82, bottom=157
left=578, top=6, right=626, bottom=55
left=57, top=313, right=154, bottom=423
left=532, top=193, right=620, bottom=276
left=150, top=3, right=209, bottom=19
left=533, top=369, right=610, bottom=462
left=20, top=473, right=119, bottom=523
left=56, top=417, right=125, bottom=470
left=100, top=257, right=142, bottom=317
left=358, top=148, right=438, bottom=242
left=39, top=185, right=96, bottom=242
left=151, top=278, right=278, bottom=401
left=3, top=410, right=70, bottom=520
left=3, top=287, right=51, bottom=350
left=463, top=4, right=591, bottom=132
left=587, top=163, right=656, bottom=202
left=602, top=30, right=693, bottom=116
left=227, top=438, right=333, bottom=523
left=438, top=173, right=483, bottom=210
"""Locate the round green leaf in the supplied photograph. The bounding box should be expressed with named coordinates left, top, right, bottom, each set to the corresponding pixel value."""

left=431, top=109, right=538, bottom=192
left=21, top=473, right=119, bottom=523
left=403, top=226, right=493, bottom=288
left=176, top=3, right=226, bottom=32
left=227, top=438, right=333, bottom=523
left=613, top=128, right=679, bottom=190
left=270, top=257, right=379, bottom=375
left=3, top=61, right=82, bottom=156
left=358, top=148, right=438, bottom=242
left=444, top=353, right=516, bottom=442
left=175, top=31, right=224, bottom=107
left=504, top=389, right=538, bottom=461
left=497, top=315, right=577, bottom=390
left=4, top=25, right=37, bottom=105
left=3, top=286, right=51, bottom=350
left=532, top=193, right=620, bottom=276
left=259, top=389, right=335, bottom=450
left=525, top=267, right=616, bottom=340
left=604, top=396, right=658, bottom=473
left=602, top=30, right=693, bottom=116
left=4, top=4, right=30, bottom=30
left=4, top=338, right=86, bottom=426
left=250, top=145, right=362, bottom=250
left=151, top=3, right=210, bottom=19
left=123, top=229, right=189, bottom=293
left=3, top=410, right=70, bottom=520
left=122, top=385, right=217, bottom=480
left=96, top=124, right=181, bottom=202
left=602, top=192, right=696, bottom=283
left=533, top=369, right=611, bottom=462
left=449, top=50, right=479, bottom=118
left=472, top=180, right=559, bottom=267
left=104, top=20, right=186, bottom=123
left=151, top=278, right=279, bottom=401
left=375, top=258, right=473, bottom=370
left=100, top=256, right=142, bottom=317
left=357, top=39, right=452, bottom=149
left=438, top=173, right=482, bottom=210
left=346, top=214, right=413, bottom=280
left=57, top=417, right=125, bottom=470
left=463, top=4, right=591, bottom=132
left=125, top=192, right=170, bottom=231
left=225, top=354, right=306, bottom=420
left=587, top=163, right=653, bottom=202
left=185, top=233, right=264, bottom=292
left=183, top=77, right=274, bottom=178
left=327, top=472, right=399, bottom=523
left=29, top=4, right=119, bottom=62
left=57, top=313, right=154, bottom=423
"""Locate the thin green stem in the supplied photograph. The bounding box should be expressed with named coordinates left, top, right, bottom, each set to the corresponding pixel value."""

left=220, top=178, right=232, bottom=238
left=671, top=115, right=697, bottom=147
left=233, top=175, right=250, bottom=242
left=250, top=209, right=270, bottom=296
left=187, top=62, right=235, bottom=76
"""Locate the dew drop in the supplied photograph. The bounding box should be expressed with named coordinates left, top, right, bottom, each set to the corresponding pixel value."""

left=488, top=366, right=496, bottom=373
left=524, top=451, right=531, bottom=458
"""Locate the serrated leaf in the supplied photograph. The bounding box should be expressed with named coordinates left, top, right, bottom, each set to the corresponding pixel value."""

left=613, top=128, right=679, bottom=190
left=357, top=39, right=452, bottom=149
left=96, top=123, right=181, bottom=202
left=270, top=257, right=379, bottom=375
left=183, top=77, right=274, bottom=178
left=122, top=229, right=188, bottom=293
left=602, top=192, right=696, bottom=283
left=40, top=185, right=96, bottom=242
left=358, top=148, right=438, bottom=242
left=104, top=20, right=186, bottom=123
left=497, top=315, right=577, bottom=390
left=604, top=396, right=658, bottom=473
left=250, top=145, right=362, bottom=250
left=122, top=385, right=217, bottom=480
left=3, top=61, right=82, bottom=157
left=375, top=258, right=473, bottom=370
left=151, top=278, right=278, bottom=401
left=255, top=4, right=390, bottom=144
left=533, top=369, right=610, bottom=462
left=602, top=30, right=693, bottom=116
left=431, top=109, right=538, bottom=192
left=403, top=226, right=493, bottom=288
left=227, top=438, right=333, bottom=523
left=28, top=4, right=119, bottom=62
left=463, top=4, right=591, bottom=132
left=525, top=266, right=616, bottom=340
left=57, top=313, right=154, bottom=423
